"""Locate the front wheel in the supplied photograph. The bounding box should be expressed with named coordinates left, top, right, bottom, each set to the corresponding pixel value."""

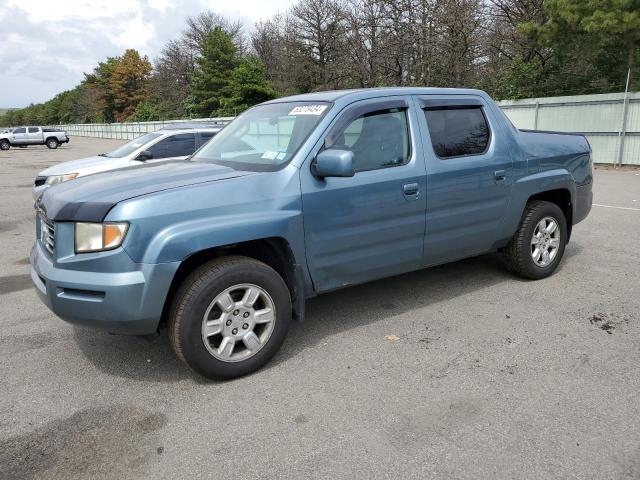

left=168, top=256, right=292, bottom=380
left=0, top=140, right=9, bottom=151
left=502, top=200, right=568, bottom=280
left=46, top=138, right=59, bottom=149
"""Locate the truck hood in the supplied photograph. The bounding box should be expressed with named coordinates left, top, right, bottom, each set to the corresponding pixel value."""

left=39, top=155, right=125, bottom=177
left=37, top=161, right=253, bottom=222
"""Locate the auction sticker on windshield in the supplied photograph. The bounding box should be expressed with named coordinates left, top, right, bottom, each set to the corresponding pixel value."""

left=289, top=105, right=327, bottom=116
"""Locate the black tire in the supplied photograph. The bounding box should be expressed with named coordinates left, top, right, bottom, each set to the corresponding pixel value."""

left=168, top=256, right=292, bottom=380
left=46, top=138, right=59, bottom=149
left=0, top=140, right=9, bottom=151
left=502, top=200, right=568, bottom=280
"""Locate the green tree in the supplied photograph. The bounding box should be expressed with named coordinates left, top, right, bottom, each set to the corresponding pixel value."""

left=544, top=0, right=640, bottom=89
left=189, top=27, right=238, bottom=116
left=217, top=56, right=277, bottom=116
left=548, top=0, right=639, bottom=67
left=129, top=101, right=161, bottom=121
left=84, top=57, right=121, bottom=122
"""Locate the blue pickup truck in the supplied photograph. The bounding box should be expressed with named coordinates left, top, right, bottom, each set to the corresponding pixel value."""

left=31, top=88, right=593, bottom=379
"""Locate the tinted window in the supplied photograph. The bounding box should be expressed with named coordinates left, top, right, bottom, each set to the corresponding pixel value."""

left=327, top=109, right=410, bottom=172
left=424, top=107, right=489, bottom=158
left=148, top=133, right=197, bottom=159
left=28, top=127, right=39, bottom=133
left=199, top=131, right=217, bottom=145
left=13, top=128, right=26, bottom=134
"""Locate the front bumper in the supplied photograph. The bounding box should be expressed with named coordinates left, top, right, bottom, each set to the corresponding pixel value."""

left=30, top=240, right=179, bottom=335
left=574, top=182, right=593, bottom=225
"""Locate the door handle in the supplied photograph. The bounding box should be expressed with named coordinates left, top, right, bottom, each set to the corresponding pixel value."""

left=402, top=182, right=420, bottom=199
left=494, top=170, right=506, bottom=182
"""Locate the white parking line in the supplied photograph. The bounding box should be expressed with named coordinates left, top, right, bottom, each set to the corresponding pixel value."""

left=593, top=203, right=640, bottom=211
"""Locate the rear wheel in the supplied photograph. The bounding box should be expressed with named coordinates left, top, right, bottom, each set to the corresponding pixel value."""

left=168, top=256, right=292, bottom=380
left=0, top=140, right=9, bottom=151
left=46, top=138, right=59, bottom=149
left=503, top=200, right=567, bottom=279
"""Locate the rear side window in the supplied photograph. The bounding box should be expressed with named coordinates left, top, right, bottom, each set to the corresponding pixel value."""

left=424, top=107, right=490, bottom=158
left=28, top=127, right=39, bottom=133
left=148, top=133, right=197, bottom=159
left=327, top=109, right=410, bottom=172
left=198, top=131, right=217, bottom=146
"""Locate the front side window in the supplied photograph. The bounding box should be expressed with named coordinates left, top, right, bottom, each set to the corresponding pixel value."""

left=326, top=109, right=410, bottom=172
left=147, top=133, right=197, bottom=159
left=13, top=128, right=26, bottom=134
left=424, top=107, right=490, bottom=158
left=192, top=102, right=331, bottom=171
left=28, top=127, right=39, bottom=133
left=103, top=132, right=162, bottom=158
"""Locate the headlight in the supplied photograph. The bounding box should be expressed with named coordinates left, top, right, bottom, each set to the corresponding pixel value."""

left=75, top=222, right=129, bottom=253
left=45, top=173, right=79, bottom=185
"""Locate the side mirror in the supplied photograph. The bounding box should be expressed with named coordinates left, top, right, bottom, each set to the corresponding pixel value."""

left=313, top=149, right=355, bottom=178
left=136, top=150, right=153, bottom=161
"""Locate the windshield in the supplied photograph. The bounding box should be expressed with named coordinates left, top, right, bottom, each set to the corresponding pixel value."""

left=191, top=102, right=331, bottom=171
left=103, top=132, right=162, bottom=158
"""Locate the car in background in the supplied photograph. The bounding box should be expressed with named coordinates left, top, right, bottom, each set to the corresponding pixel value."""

left=0, top=126, right=69, bottom=150
left=32, top=123, right=223, bottom=199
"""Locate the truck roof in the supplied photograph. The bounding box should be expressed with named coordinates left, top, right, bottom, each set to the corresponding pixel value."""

left=264, top=87, right=489, bottom=105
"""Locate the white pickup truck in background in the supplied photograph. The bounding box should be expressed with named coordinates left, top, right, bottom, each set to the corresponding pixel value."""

left=0, top=126, right=69, bottom=150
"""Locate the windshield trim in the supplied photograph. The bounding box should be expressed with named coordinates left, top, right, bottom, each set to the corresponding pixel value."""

left=190, top=101, right=334, bottom=172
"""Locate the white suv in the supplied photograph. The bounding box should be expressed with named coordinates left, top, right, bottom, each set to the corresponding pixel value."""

left=33, top=123, right=223, bottom=199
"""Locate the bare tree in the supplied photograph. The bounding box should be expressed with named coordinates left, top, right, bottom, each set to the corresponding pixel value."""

left=290, top=0, right=347, bottom=89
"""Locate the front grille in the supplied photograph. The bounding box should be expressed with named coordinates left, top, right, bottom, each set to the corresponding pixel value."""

left=40, top=215, right=55, bottom=255
left=34, top=176, right=47, bottom=187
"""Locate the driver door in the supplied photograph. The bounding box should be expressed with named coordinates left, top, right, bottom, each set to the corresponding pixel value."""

left=11, top=127, right=27, bottom=145
left=301, top=97, right=427, bottom=292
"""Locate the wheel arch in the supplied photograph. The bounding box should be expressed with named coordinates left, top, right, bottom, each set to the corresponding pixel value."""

left=526, top=188, right=573, bottom=240
left=159, top=237, right=308, bottom=331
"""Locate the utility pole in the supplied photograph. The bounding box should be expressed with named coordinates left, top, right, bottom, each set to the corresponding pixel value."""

left=617, top=68, right=631, bottom=168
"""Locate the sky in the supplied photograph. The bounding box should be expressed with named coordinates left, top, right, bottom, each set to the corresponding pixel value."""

left=0, top=0, right=295, bottom=108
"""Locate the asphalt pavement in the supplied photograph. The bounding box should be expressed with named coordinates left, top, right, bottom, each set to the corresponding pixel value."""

left=1, top=137, right=639, bottom=479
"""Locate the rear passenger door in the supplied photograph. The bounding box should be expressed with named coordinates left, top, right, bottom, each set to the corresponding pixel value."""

left=145, top=133, right=197, bottom=162
left=27, top=127, right=41, bottom=144
left=301, top=97, right=427, bottom=292
left=416, top=96, right=513, bottom=265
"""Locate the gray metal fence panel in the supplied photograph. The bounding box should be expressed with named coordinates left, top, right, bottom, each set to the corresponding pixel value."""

left=498, top=92, right=640, bottom=165
left=58, top=118, right=234, bottom=140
